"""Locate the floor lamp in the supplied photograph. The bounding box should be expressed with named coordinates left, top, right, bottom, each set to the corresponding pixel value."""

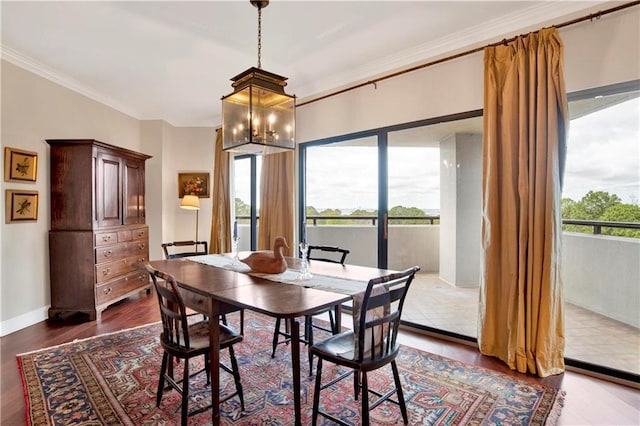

left=180, top=195, right=200, bottom=242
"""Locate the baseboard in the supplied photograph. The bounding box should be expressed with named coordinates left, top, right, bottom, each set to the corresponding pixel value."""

left=0, top=305, right=49, bottom=337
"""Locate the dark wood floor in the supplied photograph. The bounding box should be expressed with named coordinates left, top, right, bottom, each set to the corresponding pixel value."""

left=2, top=291, right=638, bottom=425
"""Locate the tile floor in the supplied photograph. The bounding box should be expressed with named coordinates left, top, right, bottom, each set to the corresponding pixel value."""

left=403, top=272, right=640, bottom=375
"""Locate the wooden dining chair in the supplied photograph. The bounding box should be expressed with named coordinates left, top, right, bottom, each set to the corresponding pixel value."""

left=143, top=263, right=245, bottom=426
left=271, top=245, right=351, bottom=372
left=310, top=266, right=420, bottom=426
left=161, top=240, right=244, bottom=334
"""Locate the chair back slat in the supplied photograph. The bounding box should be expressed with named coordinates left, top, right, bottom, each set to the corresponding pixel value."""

left=307, top=245, right=350, bottom=265
left=355, top=266, right=419, bottom=362
left=142, top=263, right=192, bottom=349
left=161, top=240, right=208, bottom=259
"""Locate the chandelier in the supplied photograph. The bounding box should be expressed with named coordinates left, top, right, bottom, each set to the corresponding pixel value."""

left=221, top=0, right=296, bottom=154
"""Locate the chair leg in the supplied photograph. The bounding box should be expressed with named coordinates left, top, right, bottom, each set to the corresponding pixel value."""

left=239, top=309, right=245, bottom=336
left=272, top=317, right=282, bottom=358
left=391, top=360, right=408, bottom=424
left=354, top=370, right=360, bottom=400
left=228, top=345, right=245, bottom=411
left=205, top=353, right=210, bottom=385
left=181, top=358, right=189, bottom=426
left=312, top=358, right=323, bottom=426
left=361, top=371, right=370, bottom=426
left=157, top=352, right=169, bottom=407
left=305, top=315, right=314, bottom=373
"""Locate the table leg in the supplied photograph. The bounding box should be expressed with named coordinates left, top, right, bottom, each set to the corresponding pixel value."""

left=210, top=310, right=221, bottom=425
left=289, top=318, right=302, bottom=426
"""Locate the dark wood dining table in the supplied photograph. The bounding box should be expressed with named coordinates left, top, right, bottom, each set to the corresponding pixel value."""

left=149, top=255, right=393, bottom=426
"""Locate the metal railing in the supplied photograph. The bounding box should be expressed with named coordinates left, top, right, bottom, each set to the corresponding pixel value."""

left=561, top=219, right=640, bottom=234
left=237, top=215, right=638, bottom=235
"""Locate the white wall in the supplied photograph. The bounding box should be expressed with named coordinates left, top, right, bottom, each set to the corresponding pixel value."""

left=439, top=133, right=482, bottom=287
left=0, top=62, right=215, bottom=335
left=562, top=233, right=640, bottom=328
left=297, top=8, right=640, bottom=142
left=0, top=60, right=141, bottom=334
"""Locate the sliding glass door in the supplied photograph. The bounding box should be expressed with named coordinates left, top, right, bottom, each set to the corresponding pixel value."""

left=303, top=136, right=379, bottom=267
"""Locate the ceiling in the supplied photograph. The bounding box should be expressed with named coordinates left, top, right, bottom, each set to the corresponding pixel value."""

left=1, top=1, right=611, bottom=127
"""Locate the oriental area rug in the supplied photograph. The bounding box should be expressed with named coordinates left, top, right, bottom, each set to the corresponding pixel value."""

left=18, top=312, right=564, bottom=425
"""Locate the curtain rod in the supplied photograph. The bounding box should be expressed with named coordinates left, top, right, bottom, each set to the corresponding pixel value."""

left=296, top=0, right=639, bottom=108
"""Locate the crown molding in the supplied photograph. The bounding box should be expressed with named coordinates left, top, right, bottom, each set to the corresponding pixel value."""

left=1, top=44, right=142, bottom=120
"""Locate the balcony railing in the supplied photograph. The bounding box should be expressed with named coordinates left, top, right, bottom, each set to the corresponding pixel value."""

left=238, top=215, right=638, bottom=236
left=561, top=219, right=640, bottom=234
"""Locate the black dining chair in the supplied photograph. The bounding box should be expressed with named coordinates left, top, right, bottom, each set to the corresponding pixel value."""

left=143, top=263, right=245, bottom=426
left=310, top=266, right=420, bottom=426
left=161, top=240, right=208, bottom=259
left=271, top=245, right=350, bottom=372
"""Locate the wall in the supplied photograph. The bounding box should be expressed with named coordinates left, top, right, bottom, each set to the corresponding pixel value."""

left=562, top=233, right=640, bottom=328
left=159, top=124, right=216, bottom=250
left=296, top=7, right=640, bottom=142
left=0, top=62, right=215, bottom=335
left=0, top=60, right=141, bottom=334
left=439, top=133, right=482, bottom=287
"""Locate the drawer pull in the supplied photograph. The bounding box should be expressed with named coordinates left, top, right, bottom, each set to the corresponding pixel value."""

left=103, top=287, right=112, bottom=294
left=138, top=258, right=145, bottom=262
left=104, top=250, right=113, bottom=257
left=138, top=243, right=146, bottom=249
left=137, top=231, right=144, bottom=237
left=102, top=268, right=111, bottom=276
left=102, top=235, right=111, bottom=242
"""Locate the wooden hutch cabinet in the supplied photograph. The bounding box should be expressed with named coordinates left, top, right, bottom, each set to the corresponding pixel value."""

left=47, top=139, right=152, bottom=321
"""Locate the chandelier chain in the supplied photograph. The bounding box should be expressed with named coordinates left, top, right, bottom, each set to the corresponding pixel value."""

left=257, top=6, right=262, bottom=69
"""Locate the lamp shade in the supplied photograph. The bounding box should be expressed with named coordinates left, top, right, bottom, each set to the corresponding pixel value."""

left=180, top=195, right=200, bottom=210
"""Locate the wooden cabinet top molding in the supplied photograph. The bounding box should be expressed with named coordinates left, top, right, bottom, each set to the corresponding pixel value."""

left=46, top=139, right=152, bottom=161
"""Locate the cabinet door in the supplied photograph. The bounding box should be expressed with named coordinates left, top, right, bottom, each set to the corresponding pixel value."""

left=96, top=151, right=122, bottom=227
left=123, top=157, right=145, bottom=225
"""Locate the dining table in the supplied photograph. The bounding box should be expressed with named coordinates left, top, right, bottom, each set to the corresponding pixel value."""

left=148, top=253, right=393, bottom=426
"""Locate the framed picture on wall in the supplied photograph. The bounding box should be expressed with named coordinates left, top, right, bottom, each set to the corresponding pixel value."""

left=178, top=172, right=210, bottom=198
left=5, top=190, right=39, bottom=223
left=4, top=147, right=38, bottom=183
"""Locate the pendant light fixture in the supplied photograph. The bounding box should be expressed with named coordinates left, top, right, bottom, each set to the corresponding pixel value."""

left=221, top=0, right=296, bottom=154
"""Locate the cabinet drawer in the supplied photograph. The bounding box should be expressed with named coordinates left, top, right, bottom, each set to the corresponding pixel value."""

left=96, top=271, right=149, bottom=305
left=131, top=227, right=148, bottom=241
left=95, top=254, right=148, bottom=283
left=95, top=240, right=148, bottom=264
left=95, top=232, right=118, bottom=247
left=117, top=230, right=132, bottom=242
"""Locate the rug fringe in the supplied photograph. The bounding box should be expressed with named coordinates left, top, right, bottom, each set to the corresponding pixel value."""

left=16, top=357, right=33, bottom=426
left=545, top=389, right=566, bottom=425
left=15, top=322, right=160, bottom=357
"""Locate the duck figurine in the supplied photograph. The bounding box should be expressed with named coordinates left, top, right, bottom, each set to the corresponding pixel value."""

left=240, top=236, right=289, bottom=274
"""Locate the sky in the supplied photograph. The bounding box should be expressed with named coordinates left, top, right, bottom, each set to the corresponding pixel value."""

left=563, top=97, right=639, bottom=205
left=235, top=96, right=639, bottom=212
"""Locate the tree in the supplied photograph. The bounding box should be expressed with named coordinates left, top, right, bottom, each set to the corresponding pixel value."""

left=562, top=191, right=638, bottom=238
left=389, top=205, right=427, bottom=224
left=600, top=204, right=640, bottom=238
left=580, top=191, right=622, bottom=219
left=235, top=197, right=250, bottom=216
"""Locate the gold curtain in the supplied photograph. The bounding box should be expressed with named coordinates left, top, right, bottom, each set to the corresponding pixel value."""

left=209, top=128, right=232, bottom=253
left=479, top=27, right=568, bottom=377
left=257, top=151, right=294, bottom=256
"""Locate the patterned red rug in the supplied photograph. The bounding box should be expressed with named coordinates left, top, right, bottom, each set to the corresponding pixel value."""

left=18, top=311, right=564, bottom=425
